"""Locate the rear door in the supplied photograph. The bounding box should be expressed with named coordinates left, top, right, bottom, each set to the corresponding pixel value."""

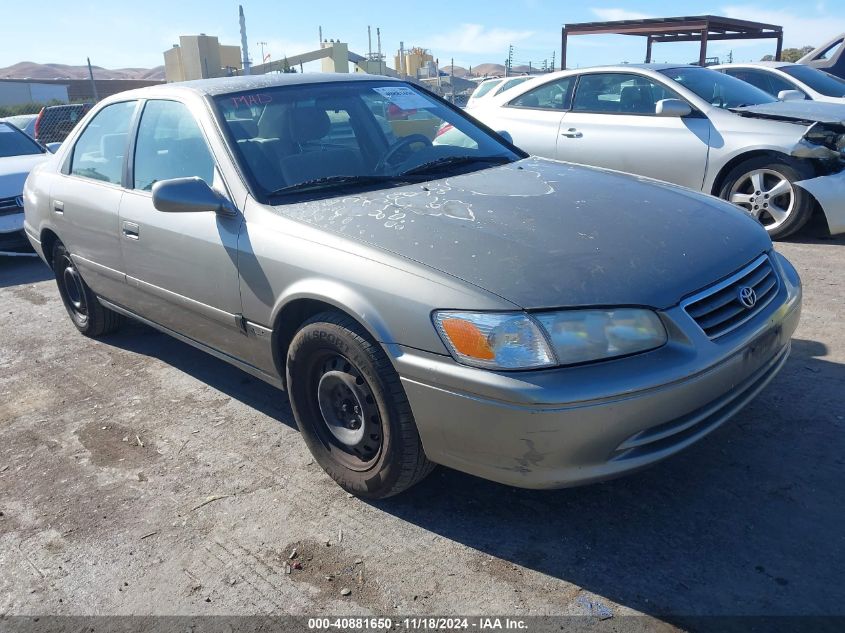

left=52, top=100, right=138, bottom=303
left=489, top=76, right=575, bottom=157
left=555, top=72, right=712, bottom=190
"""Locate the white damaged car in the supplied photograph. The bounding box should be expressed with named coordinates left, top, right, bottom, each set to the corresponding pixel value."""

left=470, top=64, right=845, bottom=239
left=1, top=122, right=53, bottom=256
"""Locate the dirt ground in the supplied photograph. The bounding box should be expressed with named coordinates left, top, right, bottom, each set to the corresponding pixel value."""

left=1, top=232, right=843, bottom=629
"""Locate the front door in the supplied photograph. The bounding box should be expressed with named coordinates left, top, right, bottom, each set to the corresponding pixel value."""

left=555, top=72, right=712, bottom=191
left=118, top=99, right=244, bottom=358
left=487, top=76, right=575, bottom=158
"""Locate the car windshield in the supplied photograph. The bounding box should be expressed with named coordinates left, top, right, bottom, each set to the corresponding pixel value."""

left=215, top=81, right=520, bottom=200
left=470, top=80, right=503, bottom=99
left=0, top=122, right=44, bottom=157
left=660, top=66, right=776, bottom=109
left=780, top=65, right=845, bottom=97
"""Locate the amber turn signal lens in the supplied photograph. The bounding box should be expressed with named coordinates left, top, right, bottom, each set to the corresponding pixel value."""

left=439, top=318, right=495, bottom=360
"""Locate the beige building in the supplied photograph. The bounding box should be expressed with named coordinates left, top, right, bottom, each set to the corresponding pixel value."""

left=164, top=35, right=243, bottom=82
left=394, top=47, right=433, bottom=78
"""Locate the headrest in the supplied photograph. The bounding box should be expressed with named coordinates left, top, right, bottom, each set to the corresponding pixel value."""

left=286, top=107, right=331, bottom=143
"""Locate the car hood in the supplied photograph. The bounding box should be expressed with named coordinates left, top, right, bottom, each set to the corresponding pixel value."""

left=732, top=100, right=845, bottom=124
left=0, top=154, right=48, bottom=198
left=276, top=158, right=771, bottom=310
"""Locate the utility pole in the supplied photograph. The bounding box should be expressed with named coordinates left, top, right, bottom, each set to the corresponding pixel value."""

left=450, top=57, right=454, bottom=102
left=528, top=61, right=532, bottom=75
left=506, top=44, right=514, bottom=77
left=239, top=5, right=251, bottom=75
left=550, top=51, right=555, bottom=72
left=86, top=57, right=99, bottom=101
left=399, top=41, right=405, bottom=79
left=258, top=41, right=268, bottom=66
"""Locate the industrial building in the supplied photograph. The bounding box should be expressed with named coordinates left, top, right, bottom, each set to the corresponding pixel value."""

left=394, top=46, right=434, bottom=78
left=0, top=80, right=68, bottom=107
left=164, top=35, right=243, bottom=82
left=0, top=78, right=163, bottom=107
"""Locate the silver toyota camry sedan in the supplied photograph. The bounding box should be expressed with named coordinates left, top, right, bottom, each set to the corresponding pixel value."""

left=24, top=74, right=802, bottom=498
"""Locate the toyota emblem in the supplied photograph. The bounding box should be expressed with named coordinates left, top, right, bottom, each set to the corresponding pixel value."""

left=738, top=286, right=757, bottom=309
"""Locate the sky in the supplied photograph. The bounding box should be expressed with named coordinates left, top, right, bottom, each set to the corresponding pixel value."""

left=2, top=0, right=845, bottom=72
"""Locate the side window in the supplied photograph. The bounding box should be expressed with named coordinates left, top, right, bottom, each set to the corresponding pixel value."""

left=725, top=69, right=773, bottom=94
left=509, top=77, right=574, bottom=110
left=766, top=73, right=803, bottom=97
left=133, top=100, right=215, bottom=191
left=70, top=101, right=137, bottom=185
left=572, top=73, right=681, bottom=115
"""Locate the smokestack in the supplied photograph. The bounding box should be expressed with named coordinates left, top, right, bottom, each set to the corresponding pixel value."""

left=368, top=26, right=372, bottom=57
left=239, top=5, right=251, bottom=75
left=377, top=28, right=381, bottom=58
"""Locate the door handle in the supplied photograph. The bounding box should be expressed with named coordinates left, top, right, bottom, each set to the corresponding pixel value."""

left=53, top=200, right=64, bottom=214
left=122, top=221, right=140, bottom=240
left=561, top=128, right=583, bottom=138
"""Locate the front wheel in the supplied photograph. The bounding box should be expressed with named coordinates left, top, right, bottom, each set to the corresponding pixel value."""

left=719, top=156, right=815, bottom=240
left=53, top=241, right=122, bottom=337
left=286, top=312, right=434, bottom=498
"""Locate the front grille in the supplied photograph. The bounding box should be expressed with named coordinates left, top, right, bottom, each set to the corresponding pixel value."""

left=682, top=254, right=778, bottom=338
left=0, top=195, right=23, bottom=217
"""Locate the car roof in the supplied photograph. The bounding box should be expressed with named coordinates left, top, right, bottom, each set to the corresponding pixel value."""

left=110, top=73, right=402, bottom=101
left=713, top=61, right=793, bottom=70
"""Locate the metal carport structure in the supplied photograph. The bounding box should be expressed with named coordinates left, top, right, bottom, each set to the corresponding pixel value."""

left=560, top=15, right=783, bottom=69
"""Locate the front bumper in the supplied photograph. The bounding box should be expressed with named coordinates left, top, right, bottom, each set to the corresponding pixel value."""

left=796, top=168, right=845, bottom=235
left=0, top=213, right=35, bottom=256
left=392, top=252, right=802, bottom=489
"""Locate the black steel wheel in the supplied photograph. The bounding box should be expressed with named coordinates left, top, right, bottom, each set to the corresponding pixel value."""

left=286, top=311, right=434, bottom=498
left=52, top=241, right=122, bottom=337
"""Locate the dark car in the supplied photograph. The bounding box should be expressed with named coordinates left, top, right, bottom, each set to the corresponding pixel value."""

left=34, top=103, right=92, bottom=144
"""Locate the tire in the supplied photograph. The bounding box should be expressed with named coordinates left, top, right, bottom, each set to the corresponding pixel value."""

left=286, top=311, right=434, bottom=498
left=719, top=156, right=815, bottom=240
left=52, top=241, right=122, bottom=337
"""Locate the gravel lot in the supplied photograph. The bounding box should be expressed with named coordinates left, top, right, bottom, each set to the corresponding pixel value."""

left=1, top=232, right=843, bottom=628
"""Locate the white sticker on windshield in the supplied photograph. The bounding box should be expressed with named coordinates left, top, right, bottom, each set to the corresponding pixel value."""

left=372, top=86, right=432, bottom=110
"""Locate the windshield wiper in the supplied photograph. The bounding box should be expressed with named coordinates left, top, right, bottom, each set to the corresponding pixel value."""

left=400, top=155, right=513, bottom=176
left=268, top=174, right=412, bottom=197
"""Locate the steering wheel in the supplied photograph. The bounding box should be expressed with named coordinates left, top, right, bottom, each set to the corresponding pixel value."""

left=375, top=134, right=432, bottom=172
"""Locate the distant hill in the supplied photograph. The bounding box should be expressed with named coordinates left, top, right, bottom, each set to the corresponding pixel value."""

left=0, top=61, right=165, bottom=80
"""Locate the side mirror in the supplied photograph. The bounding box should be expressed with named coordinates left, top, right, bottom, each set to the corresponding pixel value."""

left=655, top=99, right=693, bottom=117
left=152, top=177, right=237, bottom=215
left=497, top=130, right=514, bottom=144
left=778, top=89, right=805, bottom=102
left=45, top=142, right=62, bottom=154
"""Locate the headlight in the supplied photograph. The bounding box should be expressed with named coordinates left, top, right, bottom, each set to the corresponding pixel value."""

left=535, top=308, right=666, bottom=365
left=433, top=311, right=555, bottom=370
left=433, top=308, right=666, bottom=370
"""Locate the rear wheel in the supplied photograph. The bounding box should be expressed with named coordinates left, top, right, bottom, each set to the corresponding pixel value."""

left=719, top=156, right=815, bottom=240
left=286, top=311, right=434, bottom=498
left=53, top=241, right=122, bottom=337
